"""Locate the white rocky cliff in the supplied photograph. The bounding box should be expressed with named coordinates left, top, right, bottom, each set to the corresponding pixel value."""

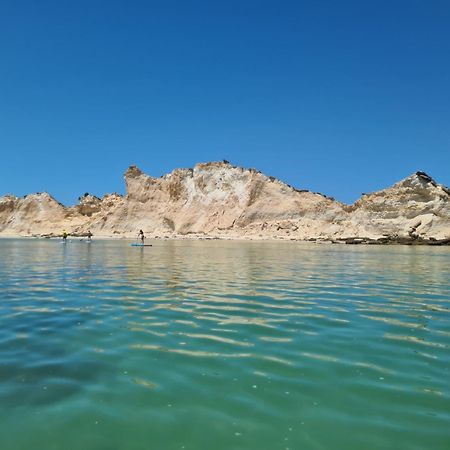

left=0, top=162, right=449, bottom=244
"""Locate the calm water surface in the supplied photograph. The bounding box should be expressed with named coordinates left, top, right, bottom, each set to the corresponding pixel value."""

left=0, top=239, right=449, bottom=450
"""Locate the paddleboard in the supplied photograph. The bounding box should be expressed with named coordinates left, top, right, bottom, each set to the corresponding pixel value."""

left=130, top=244, right=152, bottom=247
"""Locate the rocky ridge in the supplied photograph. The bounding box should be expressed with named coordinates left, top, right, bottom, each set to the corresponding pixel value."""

left=0, top=162, right=449, bottom=244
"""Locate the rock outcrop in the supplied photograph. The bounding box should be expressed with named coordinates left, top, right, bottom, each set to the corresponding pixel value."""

left=345, top=171, right=450, bottom=241
left=0, top=193, right=69, bottom=235
left=0, top=162, right=449, bottom=244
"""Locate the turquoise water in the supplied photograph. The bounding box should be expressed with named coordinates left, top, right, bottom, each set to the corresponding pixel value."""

left=0, top=239, right=449, bottom=450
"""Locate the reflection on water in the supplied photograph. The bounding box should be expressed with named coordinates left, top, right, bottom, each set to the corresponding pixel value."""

left=0, top=239, right=449, bottom=450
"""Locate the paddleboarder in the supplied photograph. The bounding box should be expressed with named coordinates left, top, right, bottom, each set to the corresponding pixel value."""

left=87, top=230, right=93, bottom=242
left=138, top=229, right=145, bottom=244
left=62, top=230, right=68, bottom=242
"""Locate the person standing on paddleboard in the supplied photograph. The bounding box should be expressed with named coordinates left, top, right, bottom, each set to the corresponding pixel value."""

left=138, top=229, right=145, bottom=243
left=62, top=230, right=68, bottom=242
left=87, top=230, right=93, bottom=242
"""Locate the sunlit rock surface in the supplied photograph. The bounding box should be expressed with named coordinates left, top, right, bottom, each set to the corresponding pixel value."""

left=0, top=162, right=449, bottom=243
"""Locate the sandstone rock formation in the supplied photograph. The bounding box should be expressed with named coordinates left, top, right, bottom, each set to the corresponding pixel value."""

left=0, top=162, right=449, bottom=244
left=0, top=193, right=68, bottom=236
left=343, top=171, right=450, bottom=242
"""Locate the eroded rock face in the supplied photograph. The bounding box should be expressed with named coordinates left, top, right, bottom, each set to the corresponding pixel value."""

left=0, top=193, right=68, bottom=235
left=104, top=162, right=347, bottom=237
left=73, top=194, right=103, bottom=216
left=0, top=163, right=449, bottom=243
left=346, top=172, right=450, bottom=240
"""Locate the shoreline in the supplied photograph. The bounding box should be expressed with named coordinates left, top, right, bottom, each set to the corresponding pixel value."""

left=1, top=233, right=449, bottom=246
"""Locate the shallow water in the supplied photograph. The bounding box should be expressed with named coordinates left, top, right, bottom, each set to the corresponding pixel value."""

left=0, top=238, right=449, bottom=450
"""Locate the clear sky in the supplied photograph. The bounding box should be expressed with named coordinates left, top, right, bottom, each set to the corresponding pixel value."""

left=1, top=0, right=449, bottom=205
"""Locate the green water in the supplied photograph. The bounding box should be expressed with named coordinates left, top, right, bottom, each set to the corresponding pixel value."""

left=0, top=239, right=449, bottom=450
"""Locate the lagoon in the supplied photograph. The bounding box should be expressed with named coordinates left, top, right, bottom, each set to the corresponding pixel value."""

left=0, top=239, right=449, bottom=450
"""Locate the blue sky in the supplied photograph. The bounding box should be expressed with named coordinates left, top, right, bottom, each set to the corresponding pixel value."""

left=1, top=0, right=449, bottom=205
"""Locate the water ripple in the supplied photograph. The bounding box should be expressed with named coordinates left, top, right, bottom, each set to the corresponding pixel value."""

left=0, top=239, right=449, bottom=450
